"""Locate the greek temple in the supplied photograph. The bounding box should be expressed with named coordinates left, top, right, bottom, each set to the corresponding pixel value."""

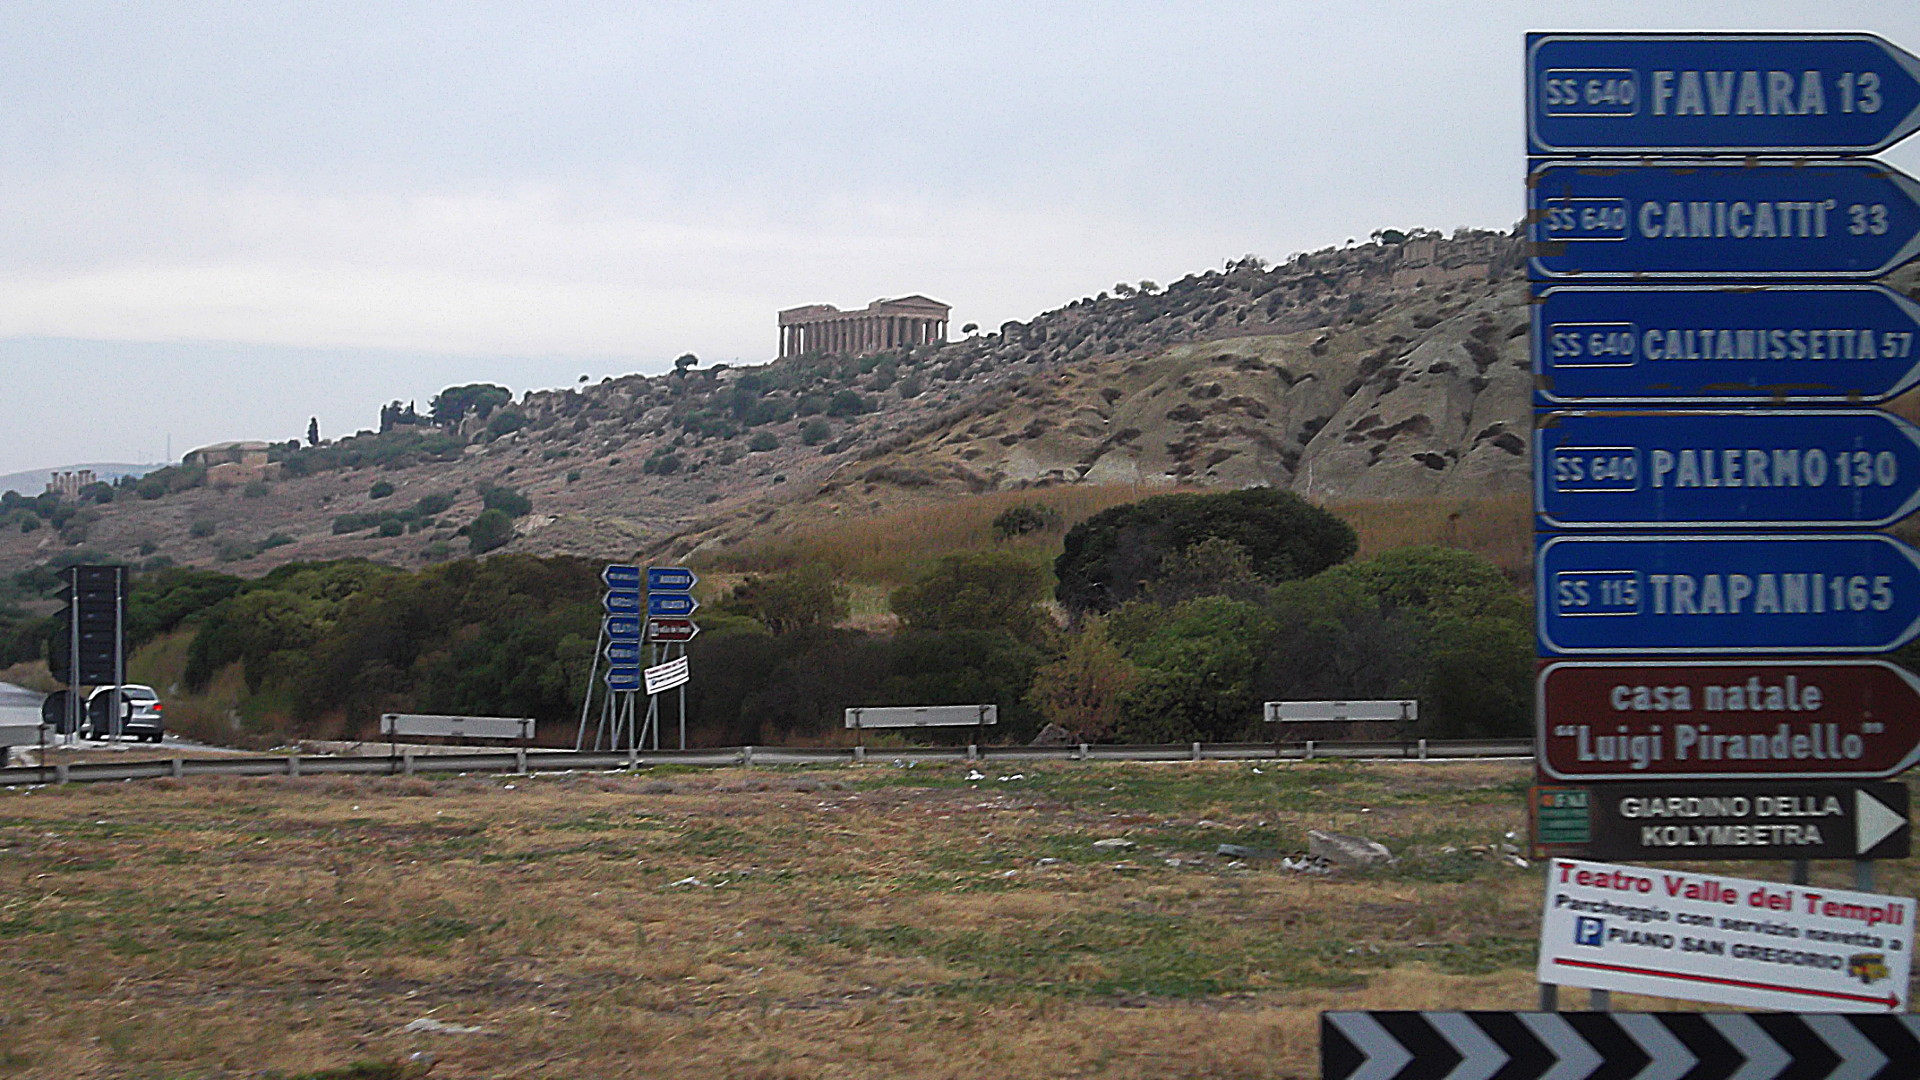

left=778, top=295, right=951, bottom=358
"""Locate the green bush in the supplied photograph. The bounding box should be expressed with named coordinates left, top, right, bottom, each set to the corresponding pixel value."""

left=891, top=552, right=1051, bottom=646
left=368, top=480, right=396, bottom=499
left=189, top=519, right=218, bottom=538
left=1054, top=488, right=1355, bottom=614
left=378, top=519, right=405, bottom=538
left=413, top=492, right=455, bottom=516
left=801, top=419, right=831, bottom=446
left=468, top=509, right=514, bottom=554
left=481, top=486, right=532, bottom=518
left=747, top=431, right=779, bottom=453
left=827, top=389, right=871, bottom=417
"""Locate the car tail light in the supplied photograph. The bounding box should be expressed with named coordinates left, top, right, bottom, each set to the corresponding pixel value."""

left=152, top=704, right=163, bottom=712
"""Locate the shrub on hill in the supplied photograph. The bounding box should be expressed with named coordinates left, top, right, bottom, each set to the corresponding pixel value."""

left=1053, top=488, right=1356, bottom=614
left=480, top=486, right=532, bottom=518
left=468, top=509, right=514, bottom=554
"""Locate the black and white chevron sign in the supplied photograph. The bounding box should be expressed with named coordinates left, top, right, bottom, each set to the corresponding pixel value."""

left=1323, top=1011, right=1920, bottom=1080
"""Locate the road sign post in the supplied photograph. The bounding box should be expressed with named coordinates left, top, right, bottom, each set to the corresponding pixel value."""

left=1525, top=29, right=1920, bottom=1015
left=1538, top=660, right=1920, bottom=780
left=1536, top=533, right=1920, bottom=655
left=1528, top=33, right=1920, bottom=155
left=1528, top=159, right=1920, bottom=280
left=1532, top=780, right=1909, bottom=861
left=1536, top=410, right=1920, bottom=529
left=1538, top=857, right=1913, bottom=1011
left=1533, top=285, right=1920, bottom=405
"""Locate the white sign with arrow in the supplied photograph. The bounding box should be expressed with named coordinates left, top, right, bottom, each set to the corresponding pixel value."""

left=1539, top=858, right=1915, bottom=1012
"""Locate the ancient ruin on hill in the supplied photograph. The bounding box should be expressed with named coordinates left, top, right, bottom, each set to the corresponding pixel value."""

left=779, top=295, right=951, bottom=358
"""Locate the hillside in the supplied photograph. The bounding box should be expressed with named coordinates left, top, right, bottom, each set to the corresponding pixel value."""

left=0, top=229, right=1532, bottom=580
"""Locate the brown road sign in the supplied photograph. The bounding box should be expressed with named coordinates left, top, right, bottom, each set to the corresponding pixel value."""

left=1539, top=660, right=1920, bottom=781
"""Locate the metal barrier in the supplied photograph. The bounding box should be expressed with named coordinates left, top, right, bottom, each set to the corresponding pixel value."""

left=0, top=739, right=1532, bottom=788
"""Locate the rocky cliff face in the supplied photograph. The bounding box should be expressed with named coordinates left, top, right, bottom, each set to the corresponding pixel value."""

left=0, top=229, right=1536, bottom=575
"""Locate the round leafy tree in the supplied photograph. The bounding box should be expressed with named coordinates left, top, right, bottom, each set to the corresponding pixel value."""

left=1053, top=487, right=1355, bottom=614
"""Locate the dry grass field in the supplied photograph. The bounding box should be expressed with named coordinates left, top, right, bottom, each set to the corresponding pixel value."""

left=0, top=758, right=1885, bottom=1079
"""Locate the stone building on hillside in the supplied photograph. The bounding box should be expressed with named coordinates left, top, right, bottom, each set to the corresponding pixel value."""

left=779, top=295, right=950, bottom=358
left=183, top=441, right=280, bottom=487
left=183, top=441, right=272, bottom=469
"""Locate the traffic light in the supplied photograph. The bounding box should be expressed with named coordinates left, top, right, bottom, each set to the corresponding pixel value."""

left=56, top=565, right=124, bottom=687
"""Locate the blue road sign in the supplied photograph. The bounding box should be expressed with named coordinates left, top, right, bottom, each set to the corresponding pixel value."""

left=605, top=641, right=642, bottom=664
left=603, top=564, right=641, bottom=588
left=603, top=589, right=642, bottom=614
left=605, top=667, right=642, bottom=691
left=647, top=592, right=700, bottom=617
left=1527, top=33, right=1920, bottom=155
left=647, top=567, right=697, bottom=591
left=1536, top=409, right=1920, bottom=529
left=1536, top=533, right=1920, bottom=655
left=1534, top=285, right=1920, bottom=405
left=604, top=614, right=643, bottom=640
left=1527, top=158, right=1920, bottom=280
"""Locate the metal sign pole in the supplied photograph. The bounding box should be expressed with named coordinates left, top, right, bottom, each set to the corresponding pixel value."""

left=677, top=640, right=687, bottom=751
left=111, top=567, right=124, bottom=745
left=575, top=620, right=604, bottom=751
left=66, top=567, right=78, bottom=747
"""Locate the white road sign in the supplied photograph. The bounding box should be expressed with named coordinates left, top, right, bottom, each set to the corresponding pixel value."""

left=644, top=655, right=689, bottom=696
left=1539, top=857, right=1914, bottom=1012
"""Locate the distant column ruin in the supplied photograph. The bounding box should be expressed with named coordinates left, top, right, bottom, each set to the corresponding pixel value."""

left=778, top=295, right=951, bottom=358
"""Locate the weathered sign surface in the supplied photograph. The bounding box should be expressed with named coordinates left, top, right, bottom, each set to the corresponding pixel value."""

left=1538, top=660, right=1920, bottom=780
left=1535, top=409, right=1920, bottom=529
left=1527, top=33, right=1920, bottom=155
left=1533, top=780, right=1909, bottom=861
left=1539, top=857, right=1914, bottom=1011
left=1532, top=285, right=1920, bottom=405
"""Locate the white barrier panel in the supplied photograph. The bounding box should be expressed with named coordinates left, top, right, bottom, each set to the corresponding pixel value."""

left=380, top=714, right=535, bottom=740
left=845, top=705, right=998, bottom=729
left=1264, top=700, right=1416, bottom=723
left=0, top=724, right=42, bottom=747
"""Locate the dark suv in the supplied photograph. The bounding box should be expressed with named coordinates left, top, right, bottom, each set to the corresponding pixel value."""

left=85, top=684, right=165, bottom=742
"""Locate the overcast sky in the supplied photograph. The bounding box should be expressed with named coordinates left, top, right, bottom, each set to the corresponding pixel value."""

left=4, top=2, right=1920, bottom=475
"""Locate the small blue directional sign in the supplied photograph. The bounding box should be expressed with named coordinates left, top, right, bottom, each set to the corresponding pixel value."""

left=604, top=667, right=642, bottom=691
left=1535, top=285, right=1920, bottom=405
left=603, top=589, right=642, bottom=614
left=1536, top=533, right=1920, bottom=655
left=604, top=614, right=643, bottom=641
left=1528, top=33, right=1920, bottom=155
left=603, top=564, right=641, bottom=589
left=604, top=640, right=642, bottom=664
left=1536, top=409, right=1920, bottom=529
left=647, top=592, right=699, bottom=617
left=1528, top=158, right=1920, bottom=280
left=647, top=567, right=697, bottom=592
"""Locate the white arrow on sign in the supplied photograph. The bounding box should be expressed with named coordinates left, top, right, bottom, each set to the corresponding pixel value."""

left=1614, top=1014, right=1696, bottom=1080
left=1426, top=1013, right=1507, bottom=1080
left=1857, top=788, right=1907, bottom=854
left=1323, top=1013, right=1412, bottom=1080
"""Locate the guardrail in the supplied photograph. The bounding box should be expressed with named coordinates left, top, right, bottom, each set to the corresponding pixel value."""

left=0, top=738, right=1533, bottom=788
